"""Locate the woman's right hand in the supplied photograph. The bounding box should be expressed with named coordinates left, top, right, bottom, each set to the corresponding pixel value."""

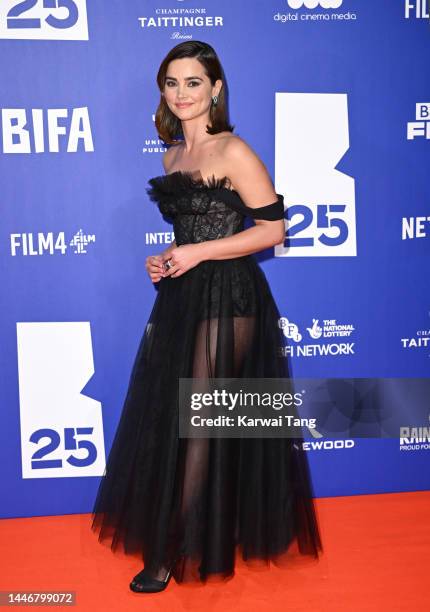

left=145, top=254, right=165, bottom=283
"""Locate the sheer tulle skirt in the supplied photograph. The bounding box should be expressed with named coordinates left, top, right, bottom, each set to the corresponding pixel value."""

left=91, top=255, right=323, bottom=583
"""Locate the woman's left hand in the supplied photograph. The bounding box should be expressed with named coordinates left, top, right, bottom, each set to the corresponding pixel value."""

left=162, top=243, right=206, bottom=278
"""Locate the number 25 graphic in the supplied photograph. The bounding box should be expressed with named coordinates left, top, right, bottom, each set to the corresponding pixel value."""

left=7, top=0, right=79, bottom=30
left=286, top=204, right=348, bottom=247
left=30, top=427, right=97, bottom=469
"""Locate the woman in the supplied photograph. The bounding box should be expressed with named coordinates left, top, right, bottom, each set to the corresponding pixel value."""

left=91, top=40, right=323, bottom=593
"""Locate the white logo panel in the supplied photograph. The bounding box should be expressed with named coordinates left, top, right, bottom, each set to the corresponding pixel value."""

left=0, top=0, right=88, bottom=40
left=275, top=92, right=356, bottom=257
left=17, top=322, right=105, bottom=478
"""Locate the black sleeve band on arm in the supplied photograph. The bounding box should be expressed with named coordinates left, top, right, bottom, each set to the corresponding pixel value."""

left=246, top=195, right=285, bottom=220
left=212, top=190, right=285, bottom=221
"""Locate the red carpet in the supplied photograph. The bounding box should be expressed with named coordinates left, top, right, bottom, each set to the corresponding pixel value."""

left=1, top=491, right=428, bottom=611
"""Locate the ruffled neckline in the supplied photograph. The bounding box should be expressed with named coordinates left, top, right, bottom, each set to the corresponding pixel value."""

left=148, top=168, right=241, bottom=198
left=146, top=168, right=286, bottom=221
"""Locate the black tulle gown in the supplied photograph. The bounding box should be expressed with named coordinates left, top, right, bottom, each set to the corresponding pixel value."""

left=91, top=169, right=323, bottom=584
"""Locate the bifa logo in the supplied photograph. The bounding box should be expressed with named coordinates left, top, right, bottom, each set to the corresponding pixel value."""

left=0, top=108, right=94, bottom=154
left=404, top=0, right=429, bottom=18
left=274, top=92, right=356, bottom=257
left=287, top=0, right=343, bottom=7
left=407, top=103, right=430, bottom=140
left=0, top=0, right=88, bottom=40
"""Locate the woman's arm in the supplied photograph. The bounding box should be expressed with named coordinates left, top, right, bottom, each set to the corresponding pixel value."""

left=163, top=137, right=285, bottom=276
left=213, top=135, right=285, bottom=249
left=205, top=137, right=285, bottom=256
left=200, top=221, right=283, bottom=261
left=159, top=148, right=177, bottom=257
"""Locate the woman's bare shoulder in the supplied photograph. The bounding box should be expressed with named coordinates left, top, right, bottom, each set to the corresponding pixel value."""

left=219, top=134, right=267, bottom=178
left=220, top=133, right=256, bottom=159
left=217, top=135, right=276, bottom=203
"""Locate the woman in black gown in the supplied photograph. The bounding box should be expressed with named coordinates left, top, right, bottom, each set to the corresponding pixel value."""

left=91, top=40, right=323, bottom=593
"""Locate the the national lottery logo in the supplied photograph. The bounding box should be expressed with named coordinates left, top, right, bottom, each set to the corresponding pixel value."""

left=404, top=1, right=429, bottom=19
left=307, top=319, right=323, bottom=339
left=287, top=0, right=343, bottom=7
left=10, top=229, right=95, bottom=256
left=0, top=0, right=89, bottom=40
left=307, top=318, right=355, bottom=339
left=407, top=103, right=430, bottom=140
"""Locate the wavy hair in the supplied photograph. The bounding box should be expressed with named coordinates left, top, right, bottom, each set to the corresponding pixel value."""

left=153, top=41, right=235, bottom=145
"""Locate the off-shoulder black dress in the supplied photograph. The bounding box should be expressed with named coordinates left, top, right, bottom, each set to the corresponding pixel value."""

left=91, top=169, right=323, bottom=584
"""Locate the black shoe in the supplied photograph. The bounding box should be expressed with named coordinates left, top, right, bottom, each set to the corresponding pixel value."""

left=129, top=565, right=173, bottom=593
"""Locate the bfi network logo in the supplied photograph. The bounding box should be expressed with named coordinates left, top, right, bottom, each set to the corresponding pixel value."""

left=407, top=103, right=430, bottom=140
left=277, top=316, right=355, bottom=358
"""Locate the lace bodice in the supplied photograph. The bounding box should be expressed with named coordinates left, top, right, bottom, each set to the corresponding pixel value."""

left=146, top=169, right=285, bottom=246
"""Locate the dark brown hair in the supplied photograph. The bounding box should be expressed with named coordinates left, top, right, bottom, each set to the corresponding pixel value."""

left=154, top=41, right=235, bottom=145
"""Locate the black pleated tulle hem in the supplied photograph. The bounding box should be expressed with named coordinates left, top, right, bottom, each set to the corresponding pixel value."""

left=91, top=255, right=323, bottom=584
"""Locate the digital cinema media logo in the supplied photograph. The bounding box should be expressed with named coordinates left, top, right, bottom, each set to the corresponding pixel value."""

left=277, top=0, right=357, bottom=22
left=407, top=103, right=430, bottom=140
left=287, top=0, right=343, bottom=7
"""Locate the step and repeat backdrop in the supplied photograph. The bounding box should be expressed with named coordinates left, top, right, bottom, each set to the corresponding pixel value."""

left=1, top=1, right=429, bottom=519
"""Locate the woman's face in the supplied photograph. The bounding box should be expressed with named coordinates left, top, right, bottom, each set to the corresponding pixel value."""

left=162, top=57, right=221, bottom=122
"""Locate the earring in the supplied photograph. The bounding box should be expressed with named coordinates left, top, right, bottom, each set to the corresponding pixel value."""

left=212, top=95, right=218, bottom=106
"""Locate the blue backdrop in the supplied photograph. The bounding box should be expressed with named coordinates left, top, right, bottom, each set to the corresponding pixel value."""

left=1, top=0, right=429, bottom=519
